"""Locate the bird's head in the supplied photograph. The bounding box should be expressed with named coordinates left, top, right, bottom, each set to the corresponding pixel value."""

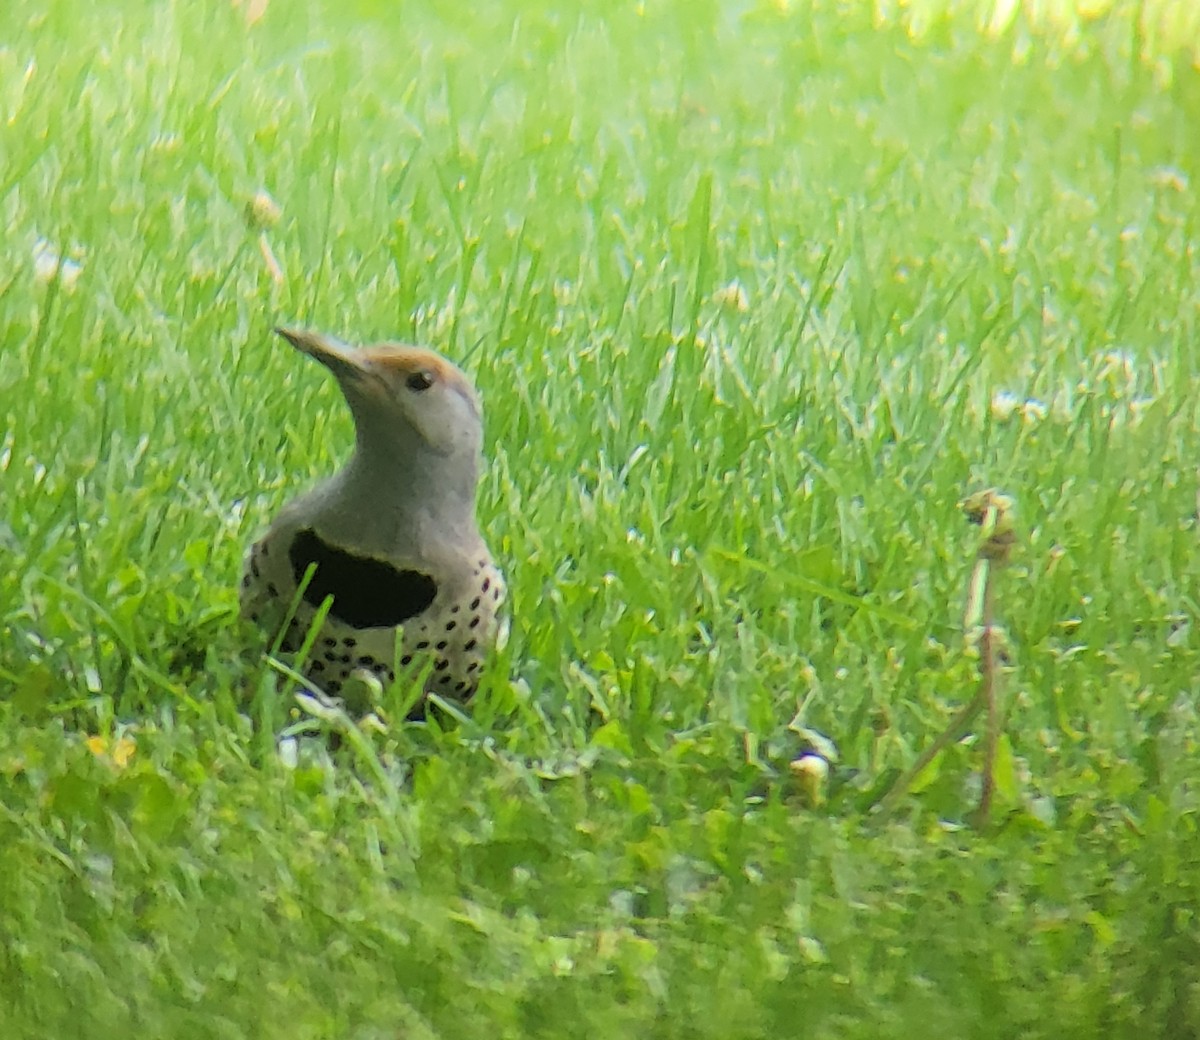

left=275, top=327, right=484, bottom=465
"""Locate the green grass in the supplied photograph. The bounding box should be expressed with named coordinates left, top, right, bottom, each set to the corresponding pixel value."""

left=3, top=0, right=1200, bottom=1035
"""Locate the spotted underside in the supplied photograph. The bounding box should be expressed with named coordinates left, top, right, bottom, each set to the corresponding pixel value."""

left=239, top=528, right=504, bottom=711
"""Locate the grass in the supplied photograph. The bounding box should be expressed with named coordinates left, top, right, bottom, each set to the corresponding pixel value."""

left=2, top=0, right=1200, bottom=1035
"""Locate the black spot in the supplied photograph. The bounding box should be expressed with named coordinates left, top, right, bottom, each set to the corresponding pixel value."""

left=288, top=528, right=437, bottom=629
left=450, top=604, right=460, bottom=614
left=481, top=578, right=491, bottom=593
left=323, top=637, right=337, bottom=647
left=311, top=661, right=325, bottom=673
left=248, top=612, right=260, bottom=624
left=267, top=583, right=279, bottom=597
left=469, top=616, right=481, bottom=629
left=437, top=674, right=452, bottom=684
left=340, top=654, right=352, bottom=664
left=463, top=639, right=477, bottom=652
left=384, top=669, right=395, bottom=682
left=416, top=641, right=430, bottom=650
left=445, top=620, right=457, bottom=631
left=324, top=650, right=339, bottom=663
left=469, top=597, right=481, bottom=610
left=492, top=586, right=501, bottom=601
left=241, top=574, right=251, bottom=589
left=454, top=681, right=467, bottom=694
left=260, top=542, right=268, bottom=557
left=343, top=637, right=357, bottom=648
left=478, top=558, right=487, bottom=568
left=435, top=641, right=448, bottom=651
left=400, top=654, right=413, bottom=666
left=434, top=660, right=450, bottom=672
left=357, top=655, right=376, bottom=667
left=467, top=662, right=479, bottom=673
left=251, top=559, right=261, bottom=579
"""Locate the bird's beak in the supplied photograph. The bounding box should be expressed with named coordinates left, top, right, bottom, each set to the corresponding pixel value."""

left=275, top=327, right=368, bottom=382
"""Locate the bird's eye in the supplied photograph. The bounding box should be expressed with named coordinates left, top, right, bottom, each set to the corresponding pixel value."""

left=406, top=371, right=434, bottom=392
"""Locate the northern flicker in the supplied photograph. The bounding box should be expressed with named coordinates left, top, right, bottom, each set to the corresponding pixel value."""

left=240, top=327, right=505, bottom=711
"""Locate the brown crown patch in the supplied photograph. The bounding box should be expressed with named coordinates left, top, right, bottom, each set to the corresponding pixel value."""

left=364, top=344, right=478, bottom=402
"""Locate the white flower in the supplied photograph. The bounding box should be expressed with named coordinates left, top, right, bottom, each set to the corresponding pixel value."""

left=990, top=390, right=1021, bottom=422
left=33, top=239, right=83, bottom=289
left=712, top=279, right=749, bottom=313
left=1020, top=398, right=1047, bottom=423
left=245, top=190, right=282, bottom=230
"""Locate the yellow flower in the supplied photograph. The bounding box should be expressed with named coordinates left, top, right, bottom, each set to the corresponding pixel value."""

left=85, top=735, right=137, bottom=769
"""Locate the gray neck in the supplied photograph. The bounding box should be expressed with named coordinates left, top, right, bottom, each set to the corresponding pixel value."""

left=308, top=435, right=481, bottom=558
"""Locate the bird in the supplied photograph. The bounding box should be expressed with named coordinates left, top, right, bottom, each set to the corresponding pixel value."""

left=240, top=326, right=505, bottom=714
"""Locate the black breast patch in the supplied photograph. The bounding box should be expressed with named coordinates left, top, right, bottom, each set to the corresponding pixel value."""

left=288, top=528, right=438, bottom=629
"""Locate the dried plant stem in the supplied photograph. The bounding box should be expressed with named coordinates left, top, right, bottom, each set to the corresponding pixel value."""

left=976, top=574, right=999, bottom=822
left=876, top=490, right=1013, bottom=821
left=875, top=683, right=988, bottom=817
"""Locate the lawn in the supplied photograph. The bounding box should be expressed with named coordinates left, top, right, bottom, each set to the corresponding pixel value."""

left=2, top=0, right=1200, bottom=1036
